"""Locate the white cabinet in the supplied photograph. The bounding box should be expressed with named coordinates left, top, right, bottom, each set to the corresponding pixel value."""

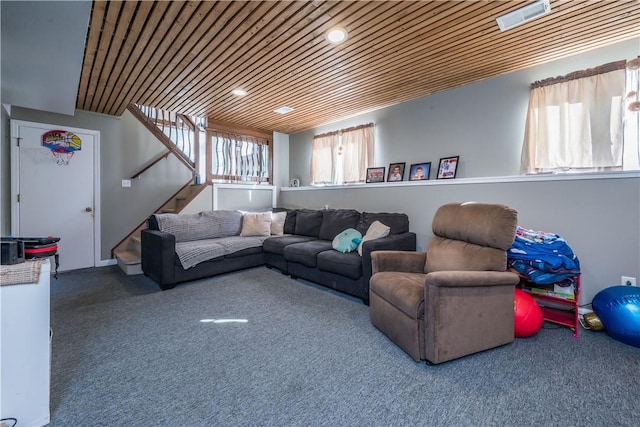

left=0, top=260, right=51, bottom=427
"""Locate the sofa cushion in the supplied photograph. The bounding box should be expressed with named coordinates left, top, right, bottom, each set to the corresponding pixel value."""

left=284, top=240, right=334, bottom=267
left=356, top=212, right=409, bottom=236
left=154, top=210, right=243, bottom=242
left=270, top=211, right=287, bottom=236
left=317, top=250, right=362, bottom=280
left=175, top=235, right=267, bottom=269
left=224, top=245, right=263, bottom=259
left=318, top=209, right=360, bottom=241
left=283, top=210, right=297, bottom=234
left=263, top=235, right=318, bottom=256
left=369, top=271, right=426, bottom=319
left=294, top=210, right=324, bottom=237
left=174, top=240, right=225, bottom=268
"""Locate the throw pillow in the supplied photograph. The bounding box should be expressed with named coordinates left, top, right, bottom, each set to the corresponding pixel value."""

left=332, top=228, right=363, bottom=253
left=240, top=212, right=272, bottom=237
left=358, top=220, right=391, bottom=255
left=271, top=211, right=287, bottom=236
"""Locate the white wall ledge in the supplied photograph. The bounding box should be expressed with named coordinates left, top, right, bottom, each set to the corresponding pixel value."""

left=214, top=183, right=276, bottom=189
left=281, top=171, right=640, bottom=191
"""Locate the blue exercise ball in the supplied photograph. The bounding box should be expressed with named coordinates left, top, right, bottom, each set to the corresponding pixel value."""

left=592, top=286, right=640, bottom=348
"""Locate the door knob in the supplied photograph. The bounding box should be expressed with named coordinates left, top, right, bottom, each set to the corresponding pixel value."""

left=85, top=207, right=93, bottom=212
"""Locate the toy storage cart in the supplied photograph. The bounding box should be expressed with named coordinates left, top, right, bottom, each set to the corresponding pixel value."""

left=518, top=276, right=580, bottom=337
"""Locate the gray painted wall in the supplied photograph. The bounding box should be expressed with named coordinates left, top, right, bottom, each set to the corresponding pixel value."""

left=280, top=175, right=640, bottom=306
left=6, top=107, right=190, bottom=259
left=283, top=38, right=640, bottom=306
left=289, top=39, right=640, bottom=184
left=1, top=107, right=287, bottom=259
left=216, top=187, right=274, bottom=211
left=273, top=132, right=290, bottom=189
left=177, top=185, right=277, bottom=214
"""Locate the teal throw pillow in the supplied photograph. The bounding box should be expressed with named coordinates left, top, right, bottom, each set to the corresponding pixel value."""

left=332, top=228, right=363, bottom=253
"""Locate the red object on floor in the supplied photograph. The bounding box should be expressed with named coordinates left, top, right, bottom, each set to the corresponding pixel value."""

left=514, top=288, right=543, bottom=337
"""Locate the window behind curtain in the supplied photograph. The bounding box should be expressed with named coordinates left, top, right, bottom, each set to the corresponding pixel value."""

left=521, top=60, right=639, bottom=174
left=310, top=133, right=338, bottom=185
left=311, top=123, right=374, bottom=185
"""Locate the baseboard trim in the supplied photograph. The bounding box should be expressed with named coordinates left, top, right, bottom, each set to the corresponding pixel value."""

left=97, top=259, right=118, bottom=267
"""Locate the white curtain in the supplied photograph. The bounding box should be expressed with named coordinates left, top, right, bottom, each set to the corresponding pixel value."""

left=623, top=62, right=640, bottom=170
left=340, top=125, right=374, bottom=184
left=521, top=68, right=626, bottom=173
left=311, top=124, right=375, bottom=185
left=310, top=133, right=338, bottom=185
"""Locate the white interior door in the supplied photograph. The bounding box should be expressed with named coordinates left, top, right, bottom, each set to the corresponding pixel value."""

left=11, top=120, right=100, bottom=271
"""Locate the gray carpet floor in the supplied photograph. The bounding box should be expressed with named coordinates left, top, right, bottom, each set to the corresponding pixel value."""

left=49, top=266, right=640, bottom=426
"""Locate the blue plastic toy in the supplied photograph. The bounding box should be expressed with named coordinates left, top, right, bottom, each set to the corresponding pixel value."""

left=592, top=286, right=640, bottom=348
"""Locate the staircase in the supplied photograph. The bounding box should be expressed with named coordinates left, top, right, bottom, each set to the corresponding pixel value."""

left=112, top=103, right=207, bottom=275
left=113, top=181, right=207, bottom=274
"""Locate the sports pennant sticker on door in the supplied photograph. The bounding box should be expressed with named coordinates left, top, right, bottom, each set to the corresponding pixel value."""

left=42, top=130, right=82, bottom=165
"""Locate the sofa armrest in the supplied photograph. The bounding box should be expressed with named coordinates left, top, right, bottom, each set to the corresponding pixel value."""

left=371, top=251, right=426, bottom=275
left=141, top=229, right=177, bottom=289
left=362, top=232, right=417, bottom=296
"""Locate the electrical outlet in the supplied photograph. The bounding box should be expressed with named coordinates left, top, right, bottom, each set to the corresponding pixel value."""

left=622, top=276, right=637, bottom=286
left=122, top=179, right=131, bottom=188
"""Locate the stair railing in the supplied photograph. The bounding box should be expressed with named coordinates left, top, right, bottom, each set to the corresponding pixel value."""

left=128, top=104, right=205, bottom=179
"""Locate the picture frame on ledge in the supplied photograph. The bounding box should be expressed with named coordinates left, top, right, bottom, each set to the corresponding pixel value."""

left=437, top=156, right=459, bottom=179
left=409, top=162, right=431, bottom=181
left=366, top=167, right=386, bottom=183
left=386, top=162, right=406, bottom=182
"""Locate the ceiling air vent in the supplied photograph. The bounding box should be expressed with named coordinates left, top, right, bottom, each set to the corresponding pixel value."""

left=496, top=0, right=551, bottom=32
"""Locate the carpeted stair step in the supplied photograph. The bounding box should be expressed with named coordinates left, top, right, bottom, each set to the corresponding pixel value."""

left=130, top=235, right=141, bottom=258
left=114, top=234, right=142, bottom=275
left=115, top=249, right=142, bottom=275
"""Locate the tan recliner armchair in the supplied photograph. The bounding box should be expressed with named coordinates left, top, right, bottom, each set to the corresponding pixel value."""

left=369, top=202, right=519, bottom=364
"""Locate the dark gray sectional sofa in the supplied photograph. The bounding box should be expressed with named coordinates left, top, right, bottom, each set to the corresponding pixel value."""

left=264, top=209, right=416, bottom=303
left=141, top=208, right=416, bottom=304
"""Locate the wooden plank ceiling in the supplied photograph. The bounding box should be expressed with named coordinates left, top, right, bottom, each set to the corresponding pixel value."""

left=77, top=0, right=640, bottom=134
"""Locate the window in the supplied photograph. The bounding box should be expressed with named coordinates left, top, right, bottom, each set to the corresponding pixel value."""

left=311, top=123, right=375, bottom=185
left=521, top=59, right=639, bottom=174
left=208, top=126, right=271, bottom=183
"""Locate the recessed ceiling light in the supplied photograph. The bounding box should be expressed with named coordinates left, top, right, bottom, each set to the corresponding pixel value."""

left=232, top=88, right=247, bottom=96
left=274, top=106, right=294, bottom=114
left=326, top=27, right=348, bottom=44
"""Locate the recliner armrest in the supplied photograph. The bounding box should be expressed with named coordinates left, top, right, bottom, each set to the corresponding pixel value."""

left=371, top=250, right=425, bottom=274
left=425, top=270, right=519, bottom=288
left=424, top=270, right=518, bottom=364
